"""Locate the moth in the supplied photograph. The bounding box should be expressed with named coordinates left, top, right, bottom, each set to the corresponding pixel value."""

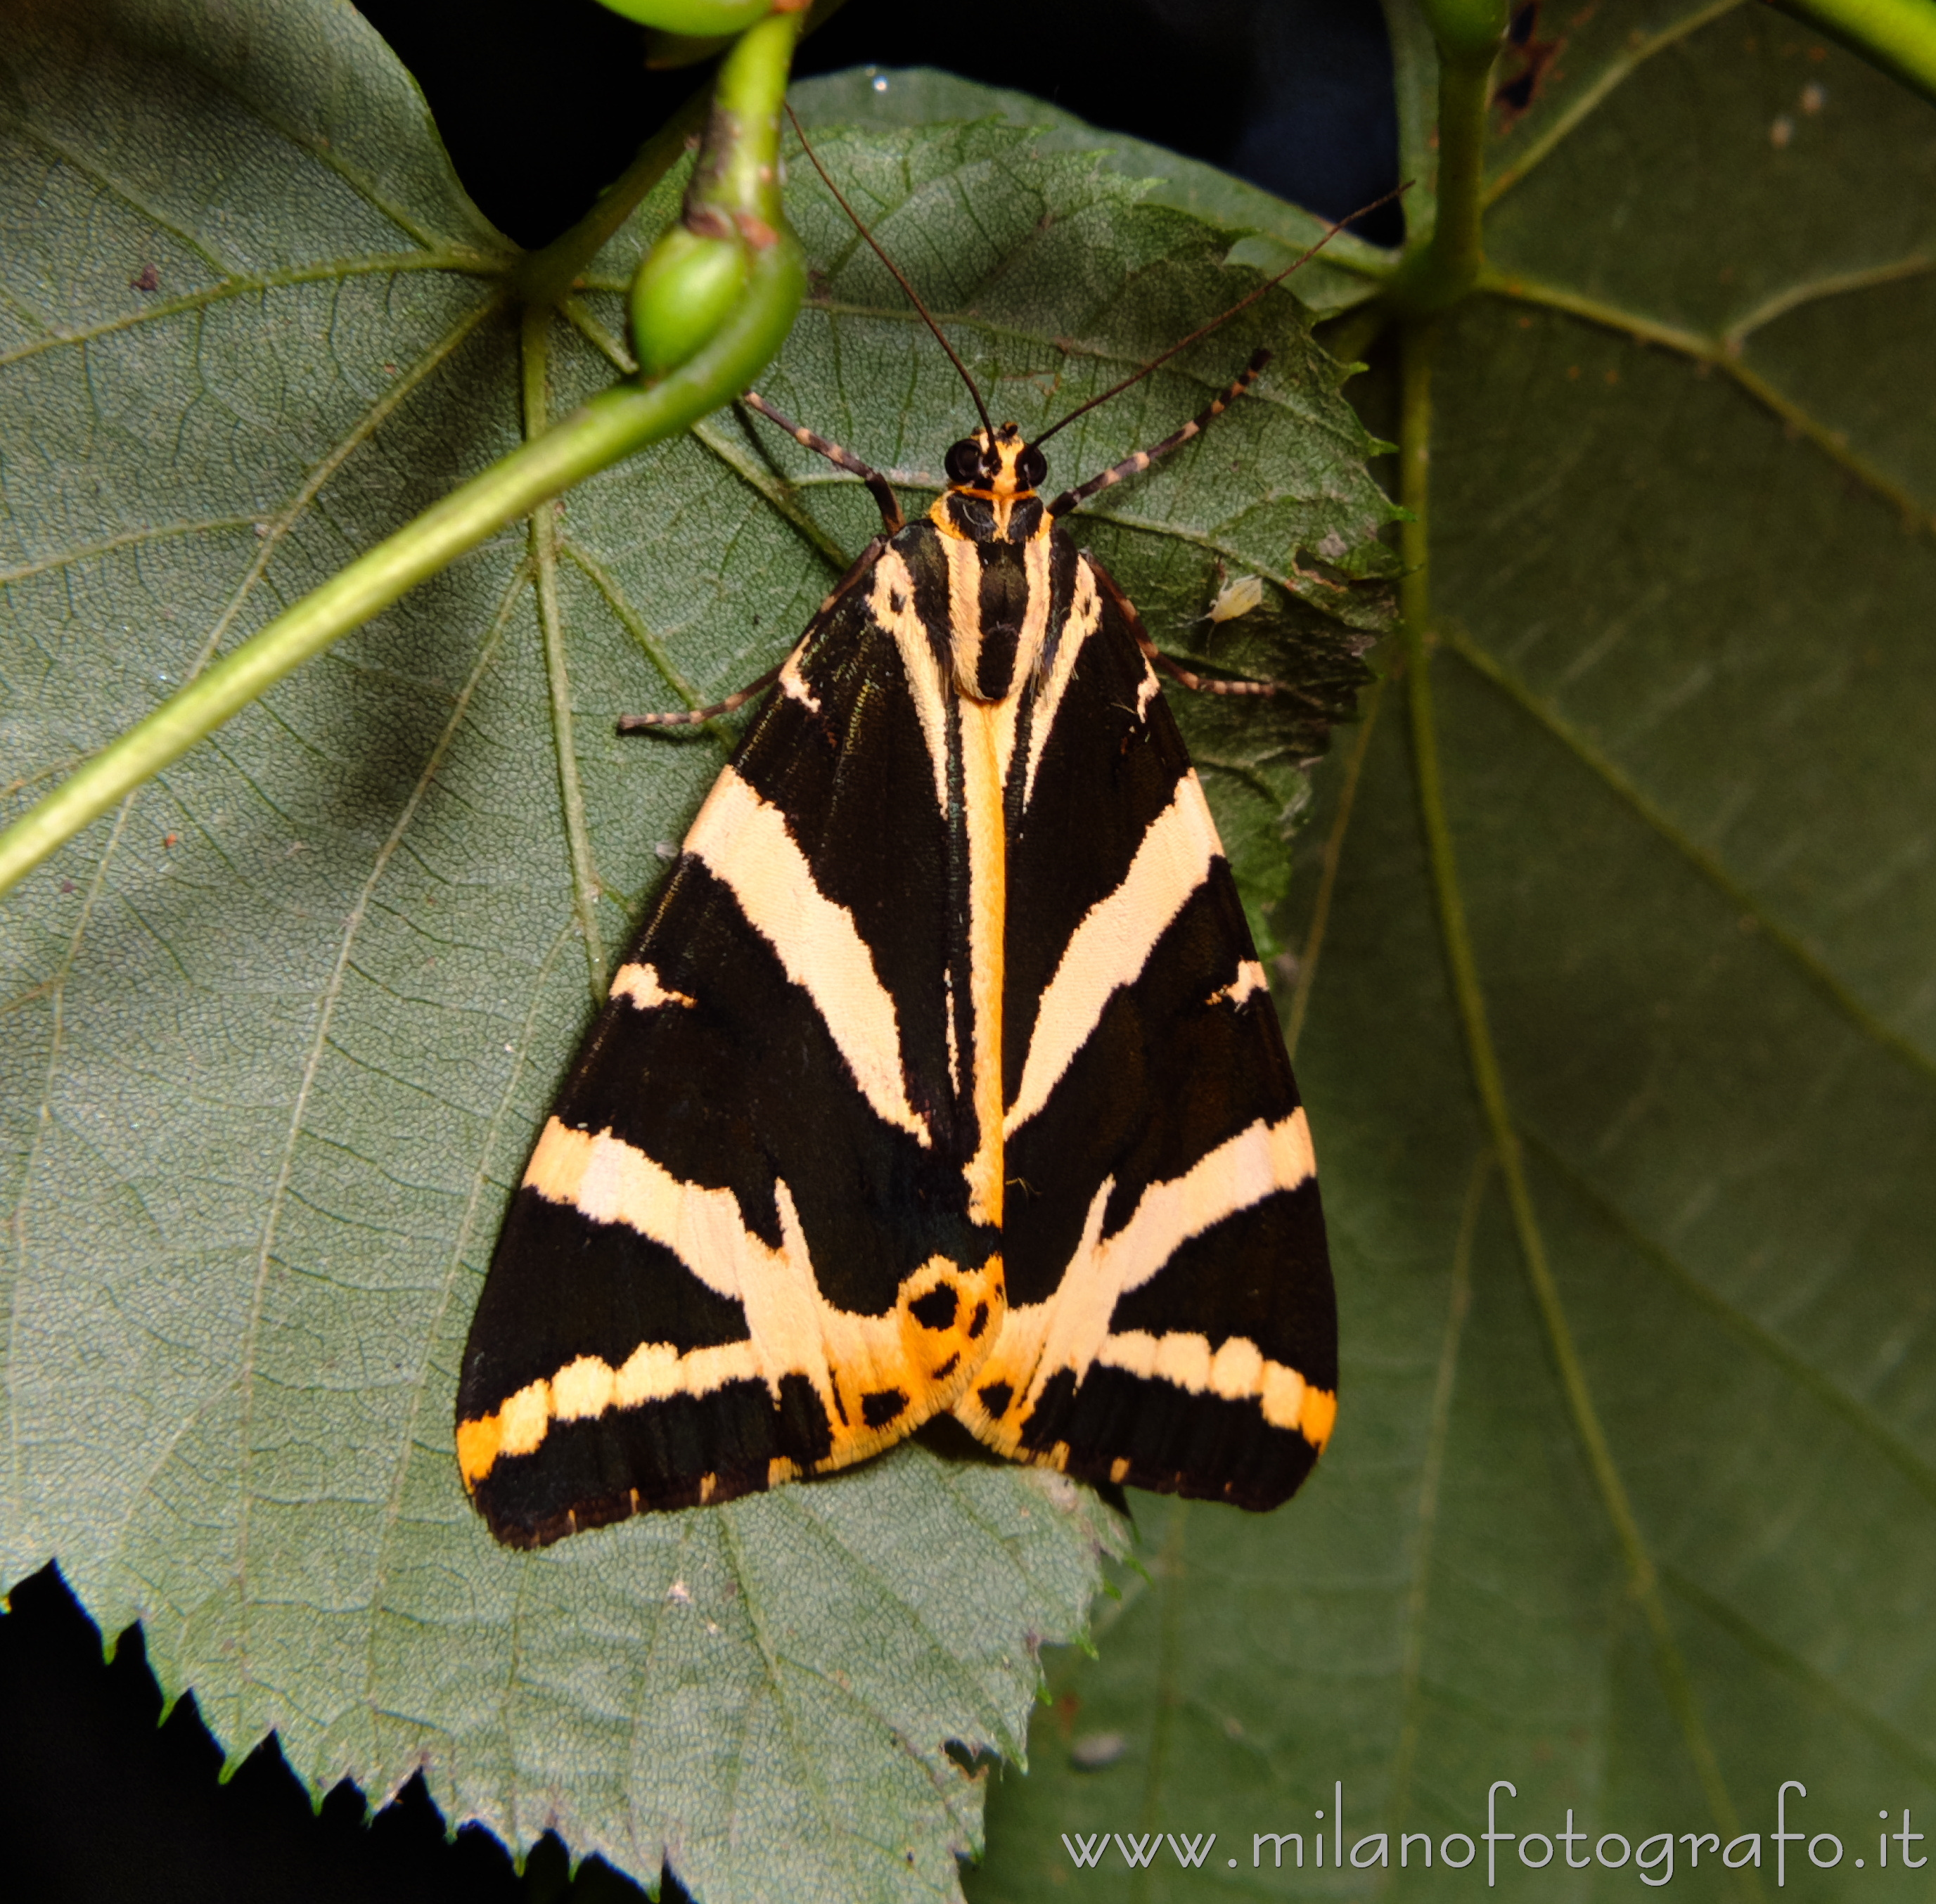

left=456, top=165, right=1345, bottom=1549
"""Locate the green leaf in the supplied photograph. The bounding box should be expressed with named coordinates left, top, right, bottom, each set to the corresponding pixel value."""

left=793, top=67, right=1393, bottom=316
left=968, top=5, right=1936, bottom=1899
left=0, top=4, right=1392, bottom=1897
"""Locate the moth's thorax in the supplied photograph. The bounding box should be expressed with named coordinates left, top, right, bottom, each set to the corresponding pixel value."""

left=932, top=488, right=1046, bottom=545
left=887, top=522, right=1051, bottom=705
left=914, top=422, right=1055, bottom=702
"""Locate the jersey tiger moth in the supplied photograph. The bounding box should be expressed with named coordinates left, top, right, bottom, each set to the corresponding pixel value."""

left=454, top=143, right=1361, bottom=1548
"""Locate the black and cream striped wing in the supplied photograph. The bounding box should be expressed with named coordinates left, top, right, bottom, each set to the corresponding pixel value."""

left=954, top=548, right=1338, bottom=1509
left=456, top=555, right=1002, bottom=1547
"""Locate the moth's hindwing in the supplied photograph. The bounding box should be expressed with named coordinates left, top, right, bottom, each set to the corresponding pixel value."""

left=950, top=546, right=1338, bottom=1510
left=455, top=560, right=1004, bottom=1547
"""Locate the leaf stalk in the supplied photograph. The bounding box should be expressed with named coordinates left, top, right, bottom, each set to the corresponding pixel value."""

left=1389, top=35, right=1503, bottom=316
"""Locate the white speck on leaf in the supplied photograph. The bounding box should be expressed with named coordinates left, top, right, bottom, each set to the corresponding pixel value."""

left=1070, top=1731, right=1126, bottom=1769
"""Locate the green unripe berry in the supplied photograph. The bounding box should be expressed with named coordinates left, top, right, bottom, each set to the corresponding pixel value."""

left=1418, top=0, right=1509, bottom=60
left=594, top=0, right=775, bottom=32
left=631, top=226, right=751, bottom=380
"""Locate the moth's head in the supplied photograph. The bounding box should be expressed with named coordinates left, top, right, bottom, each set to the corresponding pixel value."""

left=944, top=422, right=1047, bottom=499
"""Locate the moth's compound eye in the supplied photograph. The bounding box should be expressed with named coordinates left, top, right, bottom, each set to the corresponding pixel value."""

left=945, top=439, right=984, bottom=484
left=1015, top=444, right=1048, bottom=490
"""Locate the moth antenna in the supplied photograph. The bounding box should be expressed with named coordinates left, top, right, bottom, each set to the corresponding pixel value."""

left=1032, top=181, right=1411, bottom=450
left=784, top=103, right=994, bottom=437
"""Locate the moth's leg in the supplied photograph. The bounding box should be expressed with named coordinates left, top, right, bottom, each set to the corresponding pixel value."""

left=617, top=664, right=781, bottom=731
left=1047, top=347, right=1271, bottom=520
left=743, top=390, right=906, bottom=534
left=617, top=534, right=890, bottom=730
left=1086, top=553, right=1321, bottom=703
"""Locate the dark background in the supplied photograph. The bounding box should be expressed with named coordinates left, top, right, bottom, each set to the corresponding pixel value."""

left=0, top=1, right=1397, bottom=1897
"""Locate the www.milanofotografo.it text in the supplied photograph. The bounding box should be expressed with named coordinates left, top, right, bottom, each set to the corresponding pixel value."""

left=1060, top=1782, right=1930, bottom=1885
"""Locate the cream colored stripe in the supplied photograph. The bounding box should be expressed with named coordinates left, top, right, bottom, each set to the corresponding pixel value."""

left=685, top=766, right=928, bottom=1146
left=996, top=534, right=1053, bottom=792
left=523, top=1117, right=760, bottom=1303
left=558, top=1339, right=762, bottom=1417
left=610, top=961, right=695, bottom=1011
left=778, top=636, right=819, bottom=713
left=1094, top=1330, right=1313, bottom=1430
left=941, top=531, right=985, bottom=699
left=522, top=1121, right=928, bottom=1413
left=1021, top=556, right=1099, bottom=809
left=1093, top=1329, right=1334, bottom=1444
left=459, top=1119, right=1008, bottom=1487
left=1105, top=1112, right=1316, bottom=1300
left=1210, top=960, right=1268, bottom=1010
left=1013, top=1110, right=1316, bottom=1415
left=960, top=700, right=1006, bottom=1228
left=1006, top=771, right=1223, bottom=1136
left=866, top=547, right=950, bottom=813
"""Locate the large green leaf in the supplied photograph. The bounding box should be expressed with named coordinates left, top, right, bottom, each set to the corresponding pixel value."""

left=967, top=4, right=1936, bottom=1900
left=0, top=3, right=1394, bottom=1897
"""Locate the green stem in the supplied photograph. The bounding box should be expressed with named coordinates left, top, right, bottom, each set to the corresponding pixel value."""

left=520, top=0, right=840, bottom=309
left=1423, top=49, right=1497, bottom=302
left=1396, top=319, right=1754, bottom=1884
left=0, top=17, right=807, bottom=903
left=0, top=235, right=802, bottom=901
left=515, top=86, right=713, bottom=312
left=1387, top=1, right=1504, bottom=316
left=1399, top=322, right=1434, bottom=628
left=684, top=5, right=800, bottom=233
left=1771, top=0, right=1936, bottom=106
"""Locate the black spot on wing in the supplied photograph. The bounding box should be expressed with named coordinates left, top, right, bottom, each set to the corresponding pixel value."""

left=473, top=1373, right=834, bottom=1548
left=1005, top=551, right=1191, bottom=1102
left=861, top=1387, right=909, bottom=1429
left=457, top=1185, right=750, bottom=1420
left=566, top=860, right=994, bottom=1316
left=909, top=1286, right=958, bottom=1330
left=1003, top=873, right=1297, bottom=1308
left=1017, top=1366, right=1319, bottom=1512
left=1106, top=1178, right=1335, bottom=1393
